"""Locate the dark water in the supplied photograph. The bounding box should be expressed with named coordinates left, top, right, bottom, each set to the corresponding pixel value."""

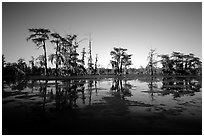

left=2, top=76, right=202, bottom=135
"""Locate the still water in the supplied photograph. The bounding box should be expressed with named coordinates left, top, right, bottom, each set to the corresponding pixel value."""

left=2, top=76, right=202, bottom=135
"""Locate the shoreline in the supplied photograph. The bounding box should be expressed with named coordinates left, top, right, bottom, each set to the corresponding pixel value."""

left=20, top=74, right=202, bottom=80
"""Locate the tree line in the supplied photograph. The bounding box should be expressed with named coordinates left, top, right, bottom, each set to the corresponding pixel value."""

left=2, top=28, right=202, bottom=77
left=145, top=49, right=202, bottom=76
left=159, top=52, right=202, bottom=75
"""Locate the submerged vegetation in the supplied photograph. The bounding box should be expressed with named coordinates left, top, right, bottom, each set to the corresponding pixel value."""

left=2, top=28, right=202, bottom=79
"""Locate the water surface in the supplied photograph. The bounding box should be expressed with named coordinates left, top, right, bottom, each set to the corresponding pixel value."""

left=2, top=76, right=202, bottom=135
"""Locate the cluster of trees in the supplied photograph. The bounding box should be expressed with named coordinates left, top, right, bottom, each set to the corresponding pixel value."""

left=3, top=28, right=133, bottom=77
left=136, top=50, right=202, bottom=76
left=2, top=55, right=52, bottom=77
left=2, top=28, right=202, bottom=77
left=26, top=28, right=91, bottom=76
left=3, top=56, right=28, bottom=77
left=110, top=47, right=132, bottom=75
left=2, top=28, right=92, bottom=77
left=159, top=52, right=202, bottom=75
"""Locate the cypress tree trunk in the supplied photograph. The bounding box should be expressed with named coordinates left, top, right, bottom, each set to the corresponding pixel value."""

left=120, top=58, right=123, bottom=75
left=43, top=42, right=48, bottom=76
left=117, top=59, right=119, bottom=75
left=55, top=42, right=59, bottom=76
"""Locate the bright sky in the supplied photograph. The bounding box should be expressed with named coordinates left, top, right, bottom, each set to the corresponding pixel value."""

left=2, top=2, right=202, bottom=68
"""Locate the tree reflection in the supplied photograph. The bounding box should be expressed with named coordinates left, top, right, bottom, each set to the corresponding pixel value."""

left=29, top=80, right=35, bottom=93
left=55, top=80, right=81, bottom=110
left=141, top=76, right=201, bottom=99
left=140, top=77, right=159, bottom=101
left=38, top=79, right=87, bottom=111
left=10, top=78, right=28, bottom=91
left=78, top=81, right=86, bottom=104
left=110, top=78, right=132, bottom=99
left=95, top=80, right=98, bottom=96
left=147, top=77, right=158, bottom=101
left=161, top=77, right=201, bottom=98
left=123, top=79, right=132, bottom=97
left=68, top=83, right=78, bottom=109
left=39, top=80, right=48, bottom=111
left=87, top=80, right=93, bottom=105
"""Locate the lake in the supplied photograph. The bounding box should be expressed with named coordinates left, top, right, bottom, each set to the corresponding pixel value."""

left=2, top=76, right=202, bottom=135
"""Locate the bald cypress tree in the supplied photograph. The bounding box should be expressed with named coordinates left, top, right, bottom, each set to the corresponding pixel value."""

left=27, top=28, right=51, bottom=76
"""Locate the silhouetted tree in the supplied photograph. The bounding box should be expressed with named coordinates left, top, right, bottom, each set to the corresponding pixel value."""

left=59, top=34, right=86, bottom=76
left=17, top=58, right=27, bottom=73
left=159, top=52, right=202, bottom=75
left=49, top=32, right=64, bottom=76
left=122, top=53, right=132, bottom=74
left=159, top=54, right=174, bottom=75
left=188, top=54, right=202, bottom=75
left=110, top=47, right=129, bottom=75
left=147, top=48, right=157, bottom=76
left=81, top=47, right=86, bottom=66
left=36, top=55, right=45, bottom=75
left=171, top=52, right=184, bottom=75
left=29, top=56, right=34, bottom=68
left=27, top=28, right=51, bottom=75
left=94, top=54, right=98, bottom=74
left=29, top=56, right=35, bottom=74
left=87, top=36, right=94, bottom=75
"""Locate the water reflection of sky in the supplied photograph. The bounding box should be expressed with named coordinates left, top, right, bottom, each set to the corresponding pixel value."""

left=3, top=77, right=202, bottom=121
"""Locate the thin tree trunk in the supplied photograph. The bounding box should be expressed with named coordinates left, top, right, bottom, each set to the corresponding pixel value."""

left=117, top=62, right=120, bottom=75
left=43, top=42, right=48, bottom=76
left=120, top=58, right=123, bottom=74
left=55, top=42, right=59, bottom=76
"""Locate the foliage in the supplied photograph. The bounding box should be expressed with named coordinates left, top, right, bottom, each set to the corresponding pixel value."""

left=0, top=28, right=191, bottom=77
left=159, top=52, right=202, bottom=75
left=110, top=47, right=132, bottom=75
left=49, top=32, right=63, bottom=76
left=60, top=34, right=85, bottom=76
left=146, top=48, right=157, bottom=75
left=81, top=48, right=86, bottom=66
left=27, top=28, right=51, bottom=76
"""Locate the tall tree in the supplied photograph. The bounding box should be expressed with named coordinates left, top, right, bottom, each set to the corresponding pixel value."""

left=94, top=54, right=98, bottom=74
left=36, top=55, right=45, bottom=68
left=159, top=52, right=202, bottom=75
left=189, top=54, right=201, bottom=75
left=17, top=58, right=27, bottom=72
left=81, top=48, right=86, bottom=66
left=27, top=28, right=51, bottom=76
left=147, top=48, right=157, bottom=75
left=122, top=53, right=132, bottom=74
left=159, top=54, right=174, bottom=75
left=87, top=36, right=94, bottom=75
left=110, top=47, right=130, bottom=75
left=60, top=34, right=82, bottom=75
left=49, top=32, right=63, bottom=76
left=171, top=52, right=184, bottom=75
left=29, top=56, right=35, bottom=75
left=67, top=34, right=80, bottom=75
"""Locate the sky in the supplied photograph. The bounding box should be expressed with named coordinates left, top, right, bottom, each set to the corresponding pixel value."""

left=2, top=2, right=202, bottom=68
